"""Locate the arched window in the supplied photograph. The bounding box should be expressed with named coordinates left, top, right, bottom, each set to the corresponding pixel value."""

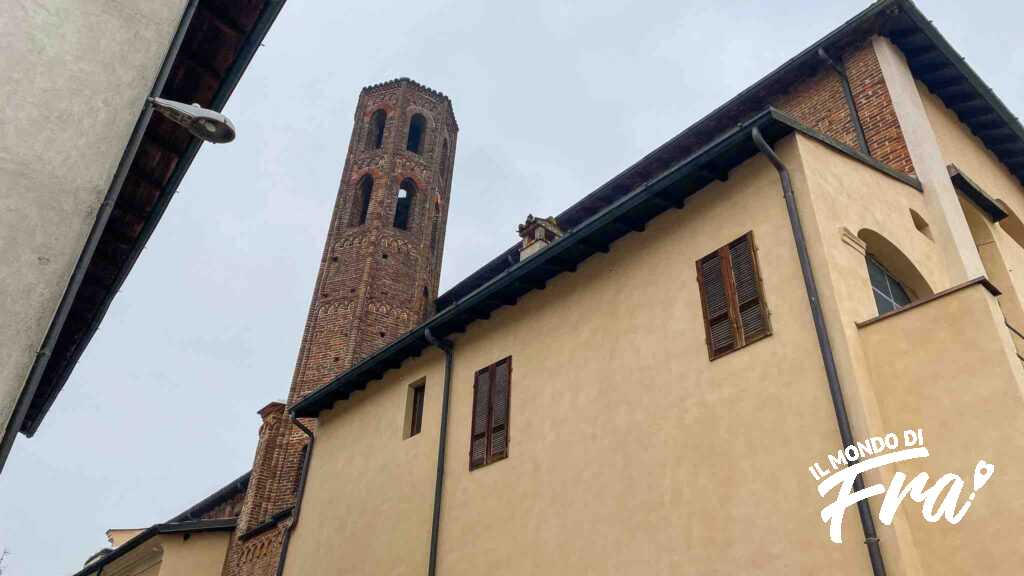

left=353, top=175, right=373, bottom=226
left=857, top=228, right=933, bottom=315
left=367, top=110, right=386, bottom=149
left=406, top=114, right=426, bottom=154
left=394, top=179, right=416, bottom=230
left=439, top=140, right=449, bottom=182
left=866, top=255, right=911, bottom=314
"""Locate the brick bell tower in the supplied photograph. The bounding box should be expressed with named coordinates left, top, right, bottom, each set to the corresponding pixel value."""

left=223, top=78, right=457, bottom=576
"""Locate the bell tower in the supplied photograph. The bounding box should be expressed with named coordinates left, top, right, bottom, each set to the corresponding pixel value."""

left=288, top=77, right=457, bottom=403
left=224, top=78, right=457, bottom=576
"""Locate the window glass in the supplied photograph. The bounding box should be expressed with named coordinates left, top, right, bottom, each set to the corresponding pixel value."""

left=867, top=255, right=911, bottom=314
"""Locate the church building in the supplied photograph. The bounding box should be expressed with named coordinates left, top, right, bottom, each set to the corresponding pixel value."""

left=78, top=1, right=1024, bottom=575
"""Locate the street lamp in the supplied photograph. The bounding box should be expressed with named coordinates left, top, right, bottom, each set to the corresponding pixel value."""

left=147, top=97, right=236, bottom=143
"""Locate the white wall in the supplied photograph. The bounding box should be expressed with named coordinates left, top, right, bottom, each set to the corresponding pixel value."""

left=0, top=0, right=188, bottom=444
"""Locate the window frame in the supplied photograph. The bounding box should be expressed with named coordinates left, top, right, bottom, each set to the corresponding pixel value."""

left=404, top=379, right=426, bottom=439
left=469, top=356, right=511, bottom=470
left=696, top=231, right=772, bottom=360
left=866, top=254, right=912, bottom=315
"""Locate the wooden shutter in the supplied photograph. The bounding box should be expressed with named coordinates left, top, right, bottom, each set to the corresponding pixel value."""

left=470, top=368, right=491, bottom=470
left=469, top=357, right=512, bottom=470
left=729, top=235, right=769, bottom=341
left=697, top=251, right=737, bottom=357
left=489, top=358, right=511, bottom=462
left=697, top=232, right=770, bottom=359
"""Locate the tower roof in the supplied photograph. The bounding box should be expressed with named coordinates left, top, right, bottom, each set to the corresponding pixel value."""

left=361, top=77, right=458, bottom=131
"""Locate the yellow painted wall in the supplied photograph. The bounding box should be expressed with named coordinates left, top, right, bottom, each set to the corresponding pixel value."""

left=156, top=532, right=231, bottom=576
left=285, top=135, right=874, bottom=575
left=282, top=349, right=446, bottom=575
left=90, top=531, right=230, bottom=576
left=919, top=82, right=1024, bottom=327
left=284, top=129, right=1024, bottom=575
left=859, top=283, right=1024, bottom=575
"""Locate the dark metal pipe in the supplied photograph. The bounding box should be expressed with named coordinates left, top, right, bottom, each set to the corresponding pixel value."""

left=752, top=127, right=887, bottom=576
left=0, top=0, right=200, bottom=473
left=423, top=328, right=454, bottom=576
left=817, top=47, right=871, bottom=156
left=276, top=416, right=315, bottom=576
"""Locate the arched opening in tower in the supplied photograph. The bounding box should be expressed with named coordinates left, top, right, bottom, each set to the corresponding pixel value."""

left=394, top=179, right=416, bottom=230
left=354, top=175, right=373, bottom=226
left=406, top=114, right=426, bottom=154
left=368, top=109, right=386, bottom=149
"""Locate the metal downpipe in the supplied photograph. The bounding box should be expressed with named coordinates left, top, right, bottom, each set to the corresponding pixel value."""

left=423, top=328, right=454, bottom=576
left=752, top=127, right=886, bottom=576
left=275, top=416, right=315, bottom=576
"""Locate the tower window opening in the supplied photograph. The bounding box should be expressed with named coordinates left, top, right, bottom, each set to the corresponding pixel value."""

left=353, top=175, right=373, bottom=226
left=407, top=114, right=426, bottom=154
left=394, top=179, right=416, bottom=230
left=368, top=109, right=386, bottom=149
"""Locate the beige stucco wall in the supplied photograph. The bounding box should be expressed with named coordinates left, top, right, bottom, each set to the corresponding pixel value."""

left=0, top=0, right=187, bottom=443
left=95, top=530, right=230, bottom=576
left=285, top=135, right=887, bottom=575
left=919, top=82, right=1024, bottom=329
left=93, top=540, right=161, bottom=576
left=859, top=283, right=1024, bottom=575
left=156, top=531, right=232, bottom=576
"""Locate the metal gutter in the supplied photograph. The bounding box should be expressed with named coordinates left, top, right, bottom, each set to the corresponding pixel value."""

left=16, top=0, right=289, bottom=441
left=274, top=416, right=314, bottom=576
left=423, top=329, right=454, bottom=576
left=817, top=47, right=871, bottom=155
left=0, top=0, right=201, bottom=474
left=170, top=471, right=251, bottom=522
left=71, top=518, right=238, bottom=576
left=752, top=127, right=887, bottom=576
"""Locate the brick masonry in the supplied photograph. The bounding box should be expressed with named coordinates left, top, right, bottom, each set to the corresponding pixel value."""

left=774, top=40, right=915, bottom=176
left=221, top=78, right=458, bottom=576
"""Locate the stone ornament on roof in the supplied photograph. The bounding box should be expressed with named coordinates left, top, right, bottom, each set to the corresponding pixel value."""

left=517, top=215, right=563, bottom=259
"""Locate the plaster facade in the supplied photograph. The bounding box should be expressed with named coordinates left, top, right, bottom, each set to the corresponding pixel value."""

left=93, top=531, right=231, bottom=576
left=0, top=0, right=187, bottom=452
left=284, top=127, right=1024, bottom=574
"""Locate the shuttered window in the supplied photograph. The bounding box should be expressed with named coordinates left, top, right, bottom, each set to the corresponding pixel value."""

left=470, top=357, right=511, bottom=470
left=696, top=232, right=771, bottom=360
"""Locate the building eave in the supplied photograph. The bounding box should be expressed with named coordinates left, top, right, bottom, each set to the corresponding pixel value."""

left=71, top=518, right=239, bottom=576
left=9, top=0, right=288, bottom=450
left=292, top=108, right=920, bottom=419
left=436, top=0, right=1024, bottom=313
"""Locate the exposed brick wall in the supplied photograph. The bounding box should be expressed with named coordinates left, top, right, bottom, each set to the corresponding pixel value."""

left=199, top=488, right=246, bottom=520
left=774, top=68, right=860, bottom=150
left=221, top=78, right=457, bottom=576
left=844, top=41, right=915, bottom=175
left=772, top=40, right=915, bottom=176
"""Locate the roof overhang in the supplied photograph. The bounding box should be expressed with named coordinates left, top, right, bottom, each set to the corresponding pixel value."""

left=292, top=108, right=920, bottom=418
left=73, top=518, right=238, bottom=576
left=4, top=0, right=287, bottom=463
left=436, top=0, right=1024, bottom=312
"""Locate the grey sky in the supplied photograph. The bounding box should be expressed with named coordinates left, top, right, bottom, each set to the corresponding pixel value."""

left=2, top=1, right=1021, bottom=574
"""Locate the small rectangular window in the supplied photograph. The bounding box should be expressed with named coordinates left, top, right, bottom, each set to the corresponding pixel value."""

left=696, top=232, right=771, bottom=360
left=405, top=380, right=426, bottom=439
left=470, top=357, right=511, bottom=470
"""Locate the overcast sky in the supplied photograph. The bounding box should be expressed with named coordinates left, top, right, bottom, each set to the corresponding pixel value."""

left=3, top=1, right=1022, bottom=574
